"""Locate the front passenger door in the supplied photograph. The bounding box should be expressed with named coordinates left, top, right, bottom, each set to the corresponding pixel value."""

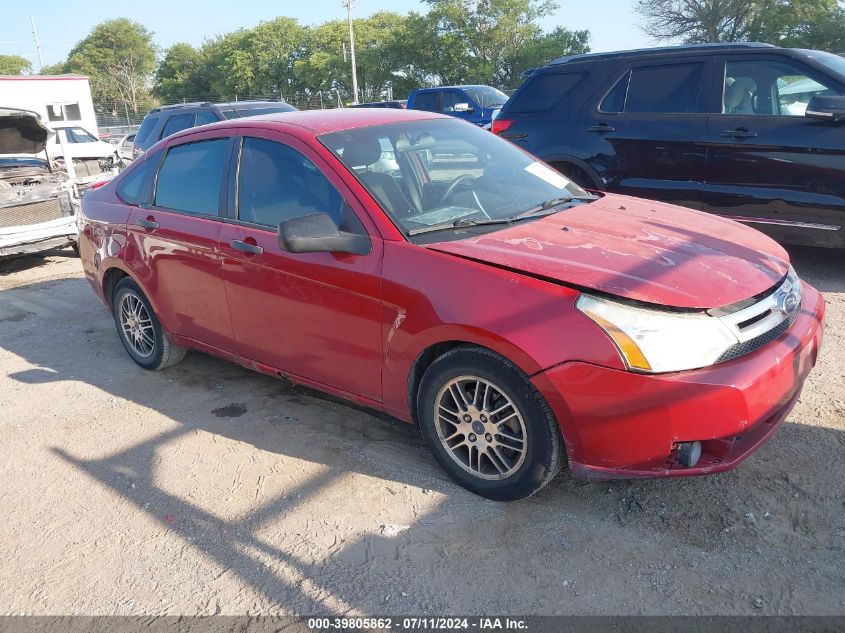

left=219, top=132, right=385, bottom=403
left=703, top=56, right=845, bottom=247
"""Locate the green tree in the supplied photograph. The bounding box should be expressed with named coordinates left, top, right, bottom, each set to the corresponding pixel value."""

left=636, top=0, right=845, bottom=50
left=0, top=54, right=32, bottom=75
left=423, top=0, right=574, bottom=87
left=63, top=18, right=158, bottom=114
left=154, top=43, right=213, bottom=102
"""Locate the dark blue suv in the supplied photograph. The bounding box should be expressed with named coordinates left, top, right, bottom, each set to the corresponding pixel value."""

left=407, top=85, right=509, bottom=127
left=495, top=43, right=845, bottom=248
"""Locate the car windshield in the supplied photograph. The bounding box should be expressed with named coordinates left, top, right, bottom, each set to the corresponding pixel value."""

left=320, top=118, right=591, bottom=242
left=464, top=86, right=509, bottom=108
left=805, top=50, right=845, bottom=81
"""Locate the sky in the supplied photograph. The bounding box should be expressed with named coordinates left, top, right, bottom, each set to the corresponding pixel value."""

left=1, top=0, right=653, bottom=70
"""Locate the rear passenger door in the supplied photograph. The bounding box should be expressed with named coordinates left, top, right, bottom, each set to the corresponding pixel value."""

left=703, top=55, right=845, bottom=247
left=573, top=58, right=713, bottom=209
left=124, top=131, right=236, bottom=350
left=218, top=130, right=384, bottom=403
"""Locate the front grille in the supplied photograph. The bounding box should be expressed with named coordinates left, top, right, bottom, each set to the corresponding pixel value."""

left=0, top=198, right=64, bottom=229
left=716, top=310, right=797, bottom=363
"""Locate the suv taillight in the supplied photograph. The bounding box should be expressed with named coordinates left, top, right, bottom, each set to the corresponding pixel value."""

left=491, top=118, right=515, bottom=135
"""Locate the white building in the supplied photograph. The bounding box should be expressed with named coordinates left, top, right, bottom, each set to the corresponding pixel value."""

left=0, top=74, right=99, bottom=137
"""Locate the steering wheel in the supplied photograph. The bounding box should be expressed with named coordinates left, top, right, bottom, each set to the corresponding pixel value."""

left=438, top=174, right=477, bottom=206
left=437, top=174, right=488, bottom=216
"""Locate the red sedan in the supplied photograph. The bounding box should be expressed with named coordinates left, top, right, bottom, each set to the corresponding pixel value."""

left=78, top=109, right=825, bottom=500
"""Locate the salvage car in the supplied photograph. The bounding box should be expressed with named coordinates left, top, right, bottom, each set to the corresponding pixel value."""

left=49, top=124, right=122, bottom=178
left=78, top=109, right=825, bottom=500
left=1, top=107, right=78, bottom=258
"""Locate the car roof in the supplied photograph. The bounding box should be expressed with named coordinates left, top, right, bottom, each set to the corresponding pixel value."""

left=175, top=107, right=449, bottom=137
left=547, top=42, right=778, bottom=67
left=414, top=85, right=498, bottom=91
left=148, top=100, right=288, bottom=114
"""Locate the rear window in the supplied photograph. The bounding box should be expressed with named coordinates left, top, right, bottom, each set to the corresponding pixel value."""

left=603, top=64, right=704, bottom=114
left=154, top=139, right=229, bottom=215
left=507, top=72, right=585, bottom=112
left=413, top=92, right=440, bottom=112
left=134, top=116, right=158, bottom=144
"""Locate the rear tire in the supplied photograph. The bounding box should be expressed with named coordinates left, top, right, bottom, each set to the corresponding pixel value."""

left=416, top=346, right=563, bottom=501
left=112, top=277, right=186, bottom=370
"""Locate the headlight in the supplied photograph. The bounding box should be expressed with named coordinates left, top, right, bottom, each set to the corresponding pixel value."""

left=576, top=295, right=740, bottom=373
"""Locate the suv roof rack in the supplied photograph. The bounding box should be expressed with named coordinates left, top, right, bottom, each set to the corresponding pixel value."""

left=549, top=42, right=777, bottom=67
left=149, top=101, right=213, bottom=113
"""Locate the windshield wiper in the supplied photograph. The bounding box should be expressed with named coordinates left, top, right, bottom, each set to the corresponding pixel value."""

left=511, top=195, right=596, bottom=220
left=407, top=195, right=598, bottom=237
left=407, top=217, right=513, bottom=236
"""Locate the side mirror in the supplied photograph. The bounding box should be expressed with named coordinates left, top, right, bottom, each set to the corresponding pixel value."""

left=453, top=102, right=475, bottom=113
left=278, top=212, right=371, bottom=255
left=805, top=95, right=845, bottom=122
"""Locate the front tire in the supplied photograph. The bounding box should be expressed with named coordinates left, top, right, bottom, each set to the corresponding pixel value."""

left=417, top=346, right=563, bottom=501
left=112, top=277, right=186, bottom=370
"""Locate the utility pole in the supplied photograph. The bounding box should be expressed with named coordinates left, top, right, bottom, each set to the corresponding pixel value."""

left=30, top=16, right=44, bottom=71
left=342, top=0, right=359, bottom=105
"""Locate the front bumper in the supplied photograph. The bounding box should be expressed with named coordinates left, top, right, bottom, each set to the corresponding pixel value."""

left=532, top=284, right=825, bottom=478
left=0, top=215, right=78, bottom=257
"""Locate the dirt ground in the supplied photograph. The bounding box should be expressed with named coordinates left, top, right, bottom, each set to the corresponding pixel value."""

left=0, top=245, right=843, bottom=617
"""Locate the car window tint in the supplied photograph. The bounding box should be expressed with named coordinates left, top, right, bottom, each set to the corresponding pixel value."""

left=600, top=72, right=631, bottom=113
left=510, top=72, right=585, bottom=112
left=155, top=139, right=229, bottom=214
left=231, top=105, right=296, bottom=117
left=724, top=59, right=842, bottom=116
left=414, top=92, right=440, bottom=112
left=238, top=137, right=345, bottom=229
left=624, top=64, right=704, bottom=114
left=161, top=113, right=195, bottom=139
left=441, top=91, right=462, bottom=112
left=134, top=116, right=158, bottom=144
left=195, top=111, right=220, bottom=126
left=117, top=155, right=158, bottom=205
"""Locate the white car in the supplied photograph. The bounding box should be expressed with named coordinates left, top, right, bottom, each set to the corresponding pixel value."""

left=0, top=108, right=79, bottom=258
left=48, top=125, right=121, bottom=177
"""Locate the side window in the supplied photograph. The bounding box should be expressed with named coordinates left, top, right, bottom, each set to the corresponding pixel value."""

left=625, top=64, right=704, bottom=114
left=160, top=113, right=195, bottom=139
left=116, top=155, right=159, bottom=205
left=441, top=91, right=461, bottom=112
left=195, top=111, right=220, bottom=126
left=413, top=91, right=440, bottom=112
left=237, top=137, right=349, bottom=230
left=134, top=116, right=158, bottom=144
left=154, top=139, right=229, bottom=215
left=724, top=59, right=842, bottom=116
left=600, top=72, right=631, bottom=113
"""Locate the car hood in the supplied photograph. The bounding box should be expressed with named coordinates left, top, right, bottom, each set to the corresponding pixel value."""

left=0, top=107, right=52, bottom=155
left=425, top=194, right=790, bottom=310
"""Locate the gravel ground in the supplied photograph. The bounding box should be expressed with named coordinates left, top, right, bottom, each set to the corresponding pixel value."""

left=0, top=245, right=842, bottom=616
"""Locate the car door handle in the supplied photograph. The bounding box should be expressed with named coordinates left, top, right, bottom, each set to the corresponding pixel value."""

left=586, top=124, right=615, bottom=133
left=721, top=129, right=758, bottom=139
left=230, top=239, right=263, bottom=255
left=135, top=218, right=159, bottom=230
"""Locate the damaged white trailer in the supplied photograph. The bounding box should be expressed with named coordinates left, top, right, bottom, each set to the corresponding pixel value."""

left=0, top=108, right=78, bottom=258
